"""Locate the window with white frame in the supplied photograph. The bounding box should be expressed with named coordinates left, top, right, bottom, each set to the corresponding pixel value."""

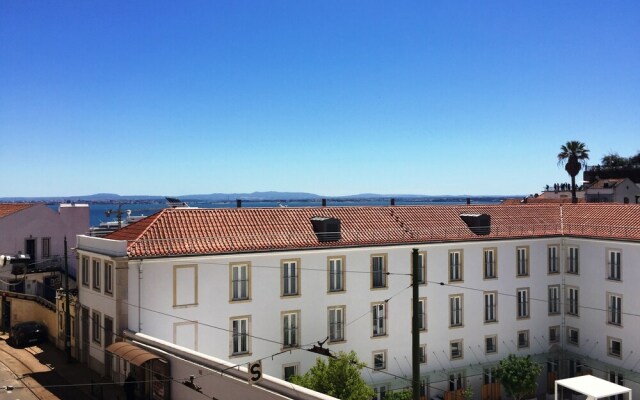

left=231, top=263, right=250, bottom=301
left=282, top=311, right=299, bottom=348
left=328, top=257, right=345, bottom=292
left=607, top=250, right=621, bottom=281
left=418, top=298, right=427, bottom=331
left=372, top=302, right=387, bottom=336
left=420, top=344, right=427, bottom=363
left=485, top=335, right=497, bottom=354
left=567, top=327, right=579, bottom=346
left=567, top=287, right=579, bottom=316
left=518, top=330, right=529, bottom=348
left=484, top=368, right=498, bottom=384
left=549, top=326, right=559, bottom=343
left=231, top=317, right=250, bottom=355
left=449, top=372, right=464, bottom=390
left=328, top=306, right=344, bottom=342
left=609, top=371, right=624, bottom=400
left=373, top=386, right=387, bottom=400
left=449, top=250, right=463, bottom=282
left=42, top=237, right=51, bottom=258
left=283, top=364, right=298, bottom=382
left=450, top=340, right=463, bottom=360
left=282, top=260, right=299, bottom=296
left=92, top=310, right=101, bottom=344
left=608, top=337, right=622, bottom=358
left=92, top=259, right=101, bottom=290
left=450, top=295, right=463, bottom=327
left=81, top=257, right=89, bottom=286
left=548, top=285, right=560, bottom=314
left=483, top=248, right=496, bottom=279
left=608, top=294, right=622, bottom=326
left=517, top=288, right=529, bottom=318
left=516, top=247, right=529, bottom=277
left=104, top=262, right=113, bottom=294
left=484, top=291, right=497, bottom=323
left=568, top=246, right=579, bottom=274
left=371, top=255, right=387, bottom=288
left=373, top=351, right=386, bottom=370
left=416, top=252, right=426, bottom=284
left=548, top=245, right=559, bottom=273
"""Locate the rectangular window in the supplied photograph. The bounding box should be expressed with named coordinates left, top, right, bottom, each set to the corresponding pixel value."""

left=328, top=257, right=345, bottom=292
left=231, top=263, right=250, bottom=301
left=549, top=326, right=560, bottom=343
left=282, top=259, right=300, bottom=296
left=418, top=298, right=427, bottom=331
left=450, top=295, right=463, bottom=327
left=608, top=294, right=622, bottom=326
left=416, top=252, right=427, bottom=284
left=484, top=291, right=497, bottom=323
left=328, top=306, right=345, bottom=342
left=567, top=287, right=579, bottom=316
left=607, top=250, right=621, bottom=281
left=450, top=340, right=463, bottom=360
left=92, top=310, right=101, bottom=344
left=609, top=371, right=624, bottom=400
left=548, top=245, right=559, bottom=274
left=372, top=303, right=387, bottom=336
left=485, top=335, right=497, bottom=354
left=371, top=255, right=387, bottom=288
left=484, top=368, right=498, bottom=384
left=568, top=327, right=579, bottom=346
left=231, top=317, right=250, bottom=355
left=516, top=247, right=529, bottom=277
left=518, top=330, right=529, bottom=348
left=373, top=386, right=387, bottom=400
left=449, top=372, right=464, bottom=391
left=42, top=237, right=51, bottom=258
left=373, top=351, right=386, bottom=370
left=568, top=247, right=579, bottom=274
left=548, top=285, right=560, bottom=314
left=282, top=311, right=299, bottom=348
left=449, top=250, right=463, bottom=282
left=517, top=288, right=529, bottom=318
left=608, top=337, right=622, bottom=358
left=81, top=257, right=90, bottom=286
left=483, top=248, right=497, bottom=279
left=104, top=262, right=113, bottom=294
left=420, top=344, right=427, bottom=363
left=283, top=364, right=299, bottom=382
left=92, top=259, right=101, bottom=290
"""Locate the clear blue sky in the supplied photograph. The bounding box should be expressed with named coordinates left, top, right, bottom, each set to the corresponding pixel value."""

left=1, top=1, right=638, bottom=197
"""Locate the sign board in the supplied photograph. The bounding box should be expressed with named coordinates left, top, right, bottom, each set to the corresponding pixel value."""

left=248, top=361, right=262, bottom=385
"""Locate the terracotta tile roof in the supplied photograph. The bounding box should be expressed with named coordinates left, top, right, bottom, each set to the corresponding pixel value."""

left=561, top=204, right=640, bottom=240
left=0, top=203, right=35, bottom=219
left=588, top=178, right=625, bottom=189
left=502, top=198, right=585, bottom=204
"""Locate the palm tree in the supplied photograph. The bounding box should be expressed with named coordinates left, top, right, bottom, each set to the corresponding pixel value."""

left=557, top=141, right=590, bottom=203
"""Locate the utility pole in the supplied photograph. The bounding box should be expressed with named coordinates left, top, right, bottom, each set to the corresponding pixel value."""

left=411, top=248, right=420, bottom=400
left=64, top=236, right=72, bottom=363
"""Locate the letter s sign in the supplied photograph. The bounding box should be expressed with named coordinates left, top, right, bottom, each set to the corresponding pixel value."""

left=248, top=361, right=262, bottom=385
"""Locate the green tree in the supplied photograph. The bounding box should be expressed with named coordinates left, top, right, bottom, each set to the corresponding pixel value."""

left=290, top=351, right=374, bottom=400
left=557, top=141, right=590, bottom=203
left=600, top=152, right=628, bottom=168
left=495, top=354, right=542, bottom=400
left=385, top=390, right=413, bottom=400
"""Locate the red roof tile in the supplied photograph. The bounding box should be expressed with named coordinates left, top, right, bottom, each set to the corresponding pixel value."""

left=0, top=203, right=36, bottom=219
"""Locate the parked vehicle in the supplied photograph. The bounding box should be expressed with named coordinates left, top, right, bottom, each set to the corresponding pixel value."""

left=10, top=321, right=47, bottom=347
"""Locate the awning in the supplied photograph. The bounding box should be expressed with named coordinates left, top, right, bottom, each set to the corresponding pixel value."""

left=106, top=342, right=163, bottom=366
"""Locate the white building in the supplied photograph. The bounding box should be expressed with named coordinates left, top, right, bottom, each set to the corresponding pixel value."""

left=76, top=203, right=640, bottom=399
left=585, top=178, right=640, bottom=204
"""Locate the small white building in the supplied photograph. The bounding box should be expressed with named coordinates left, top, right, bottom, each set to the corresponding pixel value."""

left=585, top=178, right=640, bottom=204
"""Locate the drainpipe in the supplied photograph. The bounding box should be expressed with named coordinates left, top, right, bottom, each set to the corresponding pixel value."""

left=138, top=260, right=143, bottom=332
left=560, top=237, right=566, bottom=378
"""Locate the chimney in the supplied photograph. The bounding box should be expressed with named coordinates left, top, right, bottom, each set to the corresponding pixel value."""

left=466, top=197, right=471, bottom=205
left=390, top=198, right=395, bottom=206
left=322, top=198, right=327, bottom=207
left=236, top=199, right=242, bottom=208
left=310, top=217, right=341, bottom=242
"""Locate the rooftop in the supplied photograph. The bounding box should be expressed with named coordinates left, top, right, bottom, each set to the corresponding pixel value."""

left=0, top=203, right=35, bottom=219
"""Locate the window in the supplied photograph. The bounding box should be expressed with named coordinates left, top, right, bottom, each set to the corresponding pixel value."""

left=608, top=337, right=622, bottom=358
left=483, top=248, right=497, bottom=279
left=567, top=287, right=579, bottom=316
left=449, top=372, right=464, bottom=390
left=42, top=237, right=51, bottom=258
left=372, top=302, right=387, bottom=336
left=450, top=340, right=463, bottom=360
left=92, top=259, right=101, bottom=290
left=420, top=344, right=427, bottom=363
left=608, top=294, right=622, bottom=326
left=607, top=250, right=621, bottom=281
left=548, top=285, right=560, bottom=314
left=549, top=326, right=560, bottom=343
left=328, top=257, right=345, bottom=292
left=484, top=292, right=497, bottom=323
left=609, top=371, right=624, bottom=400
left=450, top=295, right=463, bottom=327
left=173, top=265, right=198, bottom=307
left=416, top=251, right=427, bottom=284
left=81, top=257, right=89, bottom=286
left=231, top=317, right=250, bottom=355
left=373, top=351, right=386, bottom=370
left=518, top=330, right=529, bottom=349
left=568, top=246, right=579, bottom=274
left=92, top=310, right=101, bottom=344
left=418, top=298, right=427, bottom=331
left=373, top=386, right=387, bottom=400
left=371, top=255, right=387, bottom=288
left=230, top=263, right=250, bottom=301
left=282, top=311, right=299, bottom=348
left=282, top=259, right=300, bottom=296
left=485, top=335, right=497, bottom=354
left=516, top=246, right=529, bottom=277
left=328, top=306, right=344, bottom=342
left=548, top=245, right=559, bottom=273
left=449, top=250, right=463, bottom=282
left=484, top=368, right=498, bottom=384
left=517, top=288, right=529, bottom=318
left=283, top=364, right=298, bottom=382
left=104, top=262, right=113, bottom=295
left=567, top=327, right=579, bottom=346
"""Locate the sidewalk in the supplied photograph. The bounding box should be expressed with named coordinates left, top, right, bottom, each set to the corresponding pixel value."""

left=0, top=333, right=125, bottom=400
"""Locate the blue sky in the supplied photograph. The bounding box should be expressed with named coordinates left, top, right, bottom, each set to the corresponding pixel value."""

left=1, top=1, right=638, bottom=197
